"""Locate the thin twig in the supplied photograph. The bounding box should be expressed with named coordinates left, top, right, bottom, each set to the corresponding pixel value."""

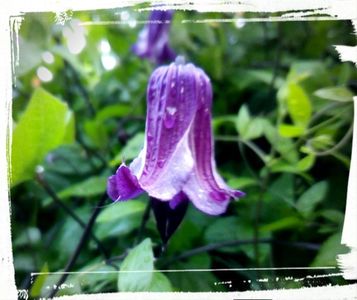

left=48, top=192, right=108, bottom=298
left=216, top=136, right=267, bottom=164
left=64, top=60, right=96, bottom=117
left=76, top=133, right=107, bottom=169
left=310, top=123, right=354, bottom=157
left=35, top=172, right=110, bottom=261
left=105, top=250, right=128, bottom=264
left=134, top=200, right=152, bottom=246
left=253, top=173, right=270, bottom=268
left=158, top=238, right=320, bottom=268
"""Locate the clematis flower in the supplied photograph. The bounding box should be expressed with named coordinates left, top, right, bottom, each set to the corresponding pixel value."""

left=132, top=10, right=176, bottom=64
left=107, top=57, right=245, bottom=215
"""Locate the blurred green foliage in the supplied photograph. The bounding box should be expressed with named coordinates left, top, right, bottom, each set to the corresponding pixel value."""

left=10, top=8, right=355, bottom=298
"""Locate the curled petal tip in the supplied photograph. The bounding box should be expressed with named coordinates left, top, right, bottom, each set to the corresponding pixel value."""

left=234, top=190, right=246, bottom=198
left=107, top=164, right=143, bottom=201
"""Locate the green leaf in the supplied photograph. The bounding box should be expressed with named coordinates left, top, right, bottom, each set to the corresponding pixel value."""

left=11, top=88, right=74, bottom=187
left=147, top=272, right=173, bottom=292
left=204, top=217, right=270, bottom=261
left=269, top=160, right=302, bottom=175
left=212, top=115, right=236, bottom=130
left=30, top=263, right=49, bottom=298
left=297, top=155, right=315, bottom=172
left=236, top=104, right=251, bottom=137
left=314, top=86, right=354, bottom=102
left=95, top=216, right=141, bottom=240
left=244, top=69, right=284, bottom=89
left=62, top=112, right=75, bottom=144
left=97, top=200, right=146, bottom=223
left=319, top=209, right=344, bottom=224
left=96, top=104, right=133, bottom=122
left=309, top=135, right=334, bottom=151
left=84, top=119, right=108, bottom=149
left=286, top=83, right=312, bottom=127
left=76, top=261, right=118, bottom=293
left=58, top=176, right=107, bottom=199
left=279, top=123, right=305, bottom=138
left=110, top=132, right=145, bottom=167
left=268, top=174, right=295, bottom=207
left=296, top=181, right=328, bottom=217
left=261, top=217, right=302, bottom=232
left=264, top=122, right=299, bottom=164
left=311, top=232, right=349, bottom=267
left=167, top=254, right=219, bottom=292
left=118, top=238, right=154, bottom=292
left=227, top=177, right=257, bottom=189
left=236, top=105, right=265, bottom=140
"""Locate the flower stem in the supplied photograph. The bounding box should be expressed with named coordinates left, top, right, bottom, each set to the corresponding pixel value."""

left=35, top=171, right=110, bottom=261
left=158, top=238, right=319, bottom=268
left=134, top=199, right=152, bottom=246
left=47, top=192, right=108, bottom=298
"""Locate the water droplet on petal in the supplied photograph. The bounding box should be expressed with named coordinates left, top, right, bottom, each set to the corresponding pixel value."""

left=163, top=106, right=177, bottom=129
left=147, top=133, right=154, bottom=142
left=157, top=159, right=165, bottom=168
left=166, top=106, right=177, bottom=115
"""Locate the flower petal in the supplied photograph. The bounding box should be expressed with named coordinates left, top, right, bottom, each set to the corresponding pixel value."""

left=130, top=62, right=200, bottom=200
left=132, top=10, right=175, bottom=64
left=182, top=69, right=245, bottom=215
left=107, top=164, right=143, bottom=201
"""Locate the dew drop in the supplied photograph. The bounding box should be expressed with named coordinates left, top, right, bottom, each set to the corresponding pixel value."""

left=166, top=106, right=177, bottom=115
left=157, top=159, right=165, bottom=168
left=147, top=134, right=154, bottom=142
left=163, top=106, right=177, bottom=129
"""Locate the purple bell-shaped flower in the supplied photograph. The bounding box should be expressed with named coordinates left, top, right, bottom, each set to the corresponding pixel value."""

left=108, top=57, right=245, bottom=215
left=132, top=10, right=176, bottom=64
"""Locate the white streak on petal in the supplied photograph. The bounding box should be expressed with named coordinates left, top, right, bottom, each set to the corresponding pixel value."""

left=141, top=131, right=194, bottom=201
left=183, top=173, right=230, bottom=215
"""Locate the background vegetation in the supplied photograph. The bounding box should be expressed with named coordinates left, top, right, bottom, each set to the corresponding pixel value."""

left=10, top=8, right=356, bottom=298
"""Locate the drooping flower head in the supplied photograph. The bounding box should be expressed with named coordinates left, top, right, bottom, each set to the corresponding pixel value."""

left=132, top=10, right=176, bottom=64
left=108, top=57, right=245, bottom=215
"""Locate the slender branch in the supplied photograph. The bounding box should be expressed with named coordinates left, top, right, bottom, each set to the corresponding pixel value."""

left=306, top=106, right=351, bottom=136
left=159, top=239, right=270, bottom=268
left=48, top=192, right=108, bottom=298
left=308, top=102, right=344, bottom=127
left=76, top=133, right=107, bottom=169
left=216, top=136, right=267, bottom=164
left=253, top=173, right=270, bottom=268
left=134, top=200, right=152, bottom=246
left=310, top=123, right=354, bottom=157
left=105, top=250, right=128, bottom=265
left=35, top=171, right=110, bottom=261
left=158, top=238, right=320, bottom=268
left=64, top=60, right=96, bottom=117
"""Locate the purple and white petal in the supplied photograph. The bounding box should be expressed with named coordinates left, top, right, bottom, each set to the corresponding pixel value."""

left=130, top=61, right=199, bottom=200
left=108, top=59, right=245, bottom=216
left=107, top=164, right=143, bottom=201
left=182, top=67, right=245, bottom=215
